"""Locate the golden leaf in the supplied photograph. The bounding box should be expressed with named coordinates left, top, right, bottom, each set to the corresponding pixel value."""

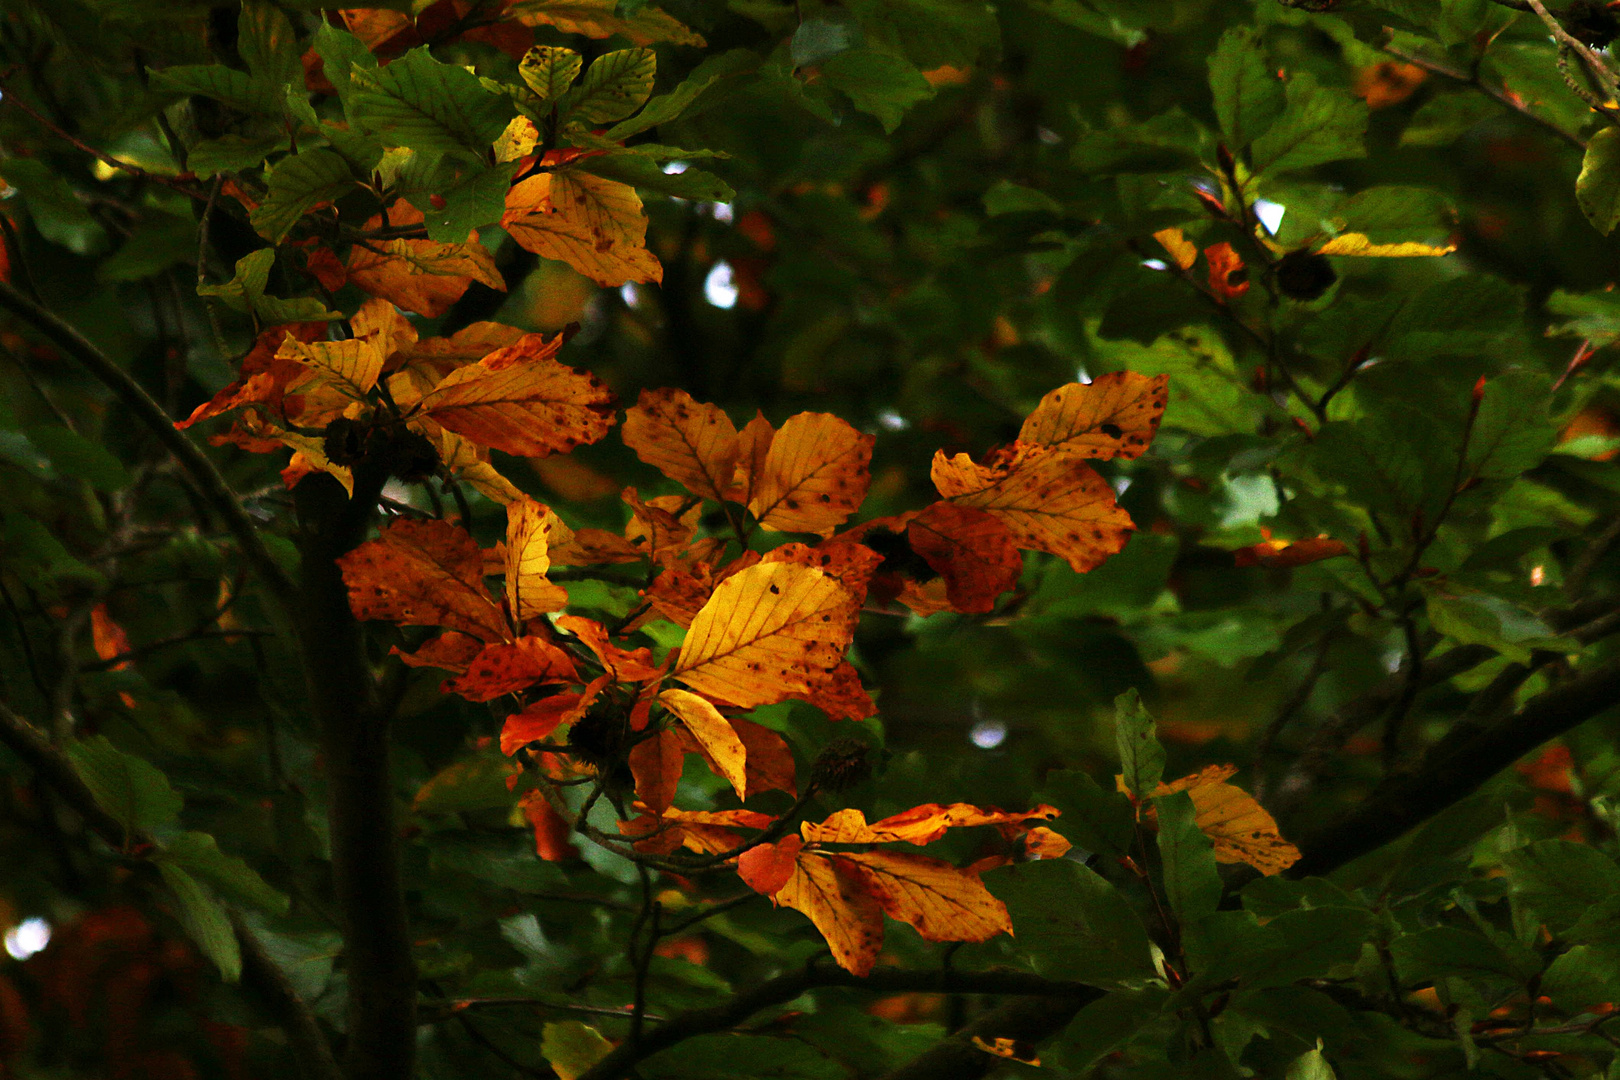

left=1152, top=227, right=1198, bottom=270
left=345, top=202, right=506, bottom=318
left=504, top=496, right=570, bottom=622
left=415, top=332, right=616, bottom=457
left=1019, top=372, right=1169, bottom=462
left=656, top=688, right=747, bottom=799
left=1148, top=765, right=1302, bottom=876
left=801, top=804, right=1059, bottom=846
left=672, top=561, right=858, bottom=708
left=746, top=412, right=874, bottom=535
left=622, top=388, right=740, bottom=501
left=932, top=445, right=1134, bottom=572
left=503, top=0, right=705, bottom=46
left=840, top=849, right=1011, bottom=943
left=1314, top=232, right=1456, bottom=258
left=775, top=850, right=886, bottom=977
left=502, top=172, right=663, bottom=287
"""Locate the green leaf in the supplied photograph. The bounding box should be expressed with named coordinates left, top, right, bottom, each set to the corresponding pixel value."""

left=542, top=1020, right=613, bottom=1080
left=249, top=149, right=356, bottom=242
left=1540, top=944, right=1620, bottom=1011
left=1, top=158, right=108, bottom=255
left=1156, top=790, right=1222, bottom=925
left=576, top=155, right=735, bottom=202
left=563, top=48, right=656, bottom=126
left=639, top=1034, right=845, bottom=1079
left=24, top=426, right=133, bottom=491
left=1577, top=121, right=1620, bottom=234
left=1547, top=287, right=1620, bottom=345
left=1036, top=768, right=1136, bottom=856
left=187, top=132, right=290, bottom=178
left=605, top=49, right=759, bottom=141
left=792, top=15, right=862, bottom=68
left=156, top=862, right=242, bottom=982
left=1390, top=925, right=1541, bottom=982
left=843, top=0, right=999, bottom=69
left=418, top=163, right=519, bottom=243
left=519, top=46, right=583, bottom=103
left=413, top=754, right=518, bottom=815
left=1072, top=108, right=1209, bottom=174
left=149, top=65, right=282, bottom=115
left=987, top=859, right=1157, bottom=986
left=983, top=180, right=1062, bottom=216
left=1470, top=370, right=1555, bottom=480
left=351, top=47, right=513, bottom=156
left=238, top=0, right=303, bottom=89
left=199, top=248, right=340, bottom=322
left=1209, top=27, right=1284, bottom=151
left=819, top=49, right=934, bottom=133
left=1501, top=839, right=1620, bottom=933
left=1399, top=92, right=1498, bottom=147
left=1055, top=987, right=1170, bottom=1073
left=1246, top=906, right=1374, bottom=988
left=1249, top=73, right=1367, bottom=176
left=160, top=831, right=289, bottom=915
left=312, top=23, right=375, bottom=115
left=1286, top=1042, right=1336, bottom=1080
left=1113, top=688, right=1164, bottom=798
left=65, top=735, right=182, bottom=835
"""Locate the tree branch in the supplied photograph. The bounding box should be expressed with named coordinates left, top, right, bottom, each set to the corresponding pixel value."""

left=877, top=997, right=1091, bottom=1080
left=1380, top=42, right=1587, bottom=151
left=1292, top=652, right=1620, bottom=877
left=0, top=699, right=342, bottom=1080
left=0, top=280, right=297, bottom=605
left=574, top=966, right=1101, bottom=1080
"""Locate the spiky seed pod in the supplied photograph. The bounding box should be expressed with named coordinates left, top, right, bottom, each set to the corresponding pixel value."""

left=1276, top=249, right=1338, bottom=301
left=812, top=738, right=873, bottom=793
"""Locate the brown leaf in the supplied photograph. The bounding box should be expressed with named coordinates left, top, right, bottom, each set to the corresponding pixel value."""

left=502, top=171, right=662, bottom=286
left=1018, top=372, right=1169, bottom=462
left=622, top=388, right=740, bottom=501
left=839, top=849, right=1011, bottom=943
left=904, top=502, right=1022, bottom=614
left=441, top=637, right=580, bottom=702
left=338, top=519, right=508, bottom=642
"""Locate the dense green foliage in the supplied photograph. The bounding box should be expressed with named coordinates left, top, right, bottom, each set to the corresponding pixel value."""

left=4, top=0, right=1620, bottom=1078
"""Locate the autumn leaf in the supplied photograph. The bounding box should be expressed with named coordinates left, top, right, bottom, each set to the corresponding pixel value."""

left=549, top=527, right=645, bottom=566
left=1313, top=233, right=1456, bottom=258
left=519, top=790, right=580, bottom=861
left=441, top=637, right=579, bottom=702
left=503, top=0, right=705, bottom=47
left=622, top=388, right=739, bottom=501
left=839, top=849, right=1011, bottom=943
left=737, top=834, right=803, bottom=896
left=338, top=519, right=508, bottom=642
left=1018, top=372, right=1169, bottom=462
left=414, top=332, right=616, bottom=457
left=342, top=201, right=506, bottom=317
left=801, top=804, right=1059, bottom=846
left=731, top=717, right=797, bottom=798
left=556, top=614, right=661, bottom=681
left=746, top=413, right=874, bottom=535
left=623, top=489, right=700, bottom=567
left=672, top=561, right=858, bottom=708
left=903, top=502, right=1022, bottom=614
left=389, top=321, right=529, bottom=383
left=775, top=850, right=887, bottom=976
left=628, top=727, right=687, bottom=814
left=657, top=688, right=747, bottom=798
left=620, top=805, right=773, bottom=855
left=175, top=322, right=326, bottom=430
left=502, top=692, right=592, bottom=754
left=392, top=631, right=484, bottom=673
left=278, top=327, right=389, bottom=402
left=1153, top=228, right=1198, bottom=271
left=502, top=171, right=662, bottom=287
left=505, top=497, right=570, bottom=623
left=1206, top=242, right=1250, bottom=301
left=932, top=445, right=1135, bottom=573
left=730, top=411, right=774, bottom=508
left=789, top=659, right=877, bottom=722
left=1232, top=534, right=1350, bottom=568
left=1133, top=765, right=1302, bottom=876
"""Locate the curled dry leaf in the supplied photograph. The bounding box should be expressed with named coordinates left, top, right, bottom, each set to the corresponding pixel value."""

left=903, top=502, right=1022, bottom=614
left=656, top=688, right=747, bottom=799
left=801, top=803, right=1060, bottom=846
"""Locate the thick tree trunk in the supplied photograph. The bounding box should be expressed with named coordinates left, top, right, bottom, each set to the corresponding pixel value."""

left=294, top=470, right=416, bottom=1080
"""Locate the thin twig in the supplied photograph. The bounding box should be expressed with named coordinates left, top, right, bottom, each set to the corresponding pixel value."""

left=0, top=85, right=207, bottom=196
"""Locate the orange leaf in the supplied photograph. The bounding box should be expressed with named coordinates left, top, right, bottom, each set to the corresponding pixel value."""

left=90, top=603, right=132, bottom=669
left=391, top=630, right=484, bottom=673
left=761, top=540, right=884, bottom=606
left=657, top=688, right=747, bottom=798
left=503, top=0, right=705, bottom=46
left=840, top=849, right=1011, bottom=943
left=338, top=519, right=509, bottom=642
left=415, top=332, right=616, bottom=458
left=502, top=692, right=589, bottom=754
left=1152, top=228, right=1197, bottom=271
left=441, top=637, right=579, bottom=702
left=550, top=527, right=645, bottom=566
left=505, top=496, right=570, bottom=623
left=628, top=726, right=687, bottom=814
left=931, top=445, right=1134, bottom=572
left=672, top=561, right=858, bottom=708
left=176, top=323, right=326, bottom=429
left=1018, top=372, right=1169, bottom=462
left=776, top=851, right=886, bottom=976
left=904, top=502, right=1022, bottom=614
left=555, top=614, right=661, bottom=681
left=789, top=659, right=877, bottom=721
left=1232, top=535, right=1350, bottom=569
left=345, top=201, right=506, bottom=317
left=623, top=489, right=699, bottom=567
left=732, top=717, right=797, bottom=798
left=1023, top=826, right=1072, bottom=860
left=501, top=172, right=662, bottom=287
left=1150, top=766, right=1301, bottom=876
left=1205, top=242, right=1250, bottom=302
left=730, top=411, right=775, bottom=508
left=737, top=834, right=803, bottom=896
left=389, top=321, right=528, bottom=382
left=746, top=413, right=874, bottom=535
left=801, top=803, right=1059, bottom=846
left=519, top=790, right=579, bottom=861
left=622, top=388, right=740, bottom=501
left=620, top=806, right=774, bottom=855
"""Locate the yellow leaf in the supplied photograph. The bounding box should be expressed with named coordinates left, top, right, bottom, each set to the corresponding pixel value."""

left=504, top=496, right=570, bottom=622
left=1313, top=232, right=1456, bottom=258
left=1153, top=765, right=1302, bottom=876
left=932, top=445, right=1134, bottom=572
left=495, top=116, right=539, bottom=163
left=278, top=327, right=388, bottom=402
left=392, top=322, right=530, bottom=383
left=415, top=332, right=616, bottom=457
left=503, top=0, right=705, bottom=46
left=774, top=850, right=886, bottom=976
left=729, top=411, right=775, bottom=507
left=347, top=236, right=506, bottom=319
left=502, top=172, right=663, bottom=287
left=1019, top=372, right=1169, bottom=462
left=622, top=387, right=740, bottom=501
left=673, top=561, right=857, bottom=708
left=839, top=849, right=1011, bottom=943
left=1152, top=227, right=1198, bottom=270
left=970, top=1037, right=1040, bottom=1065
left=657, top=688, right=747, bottom=798
left=422, top=427, right=526, bottom=505
left=746, top=412, right=874, bottom=535
left=800, top=803, right=1059, bottom=846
